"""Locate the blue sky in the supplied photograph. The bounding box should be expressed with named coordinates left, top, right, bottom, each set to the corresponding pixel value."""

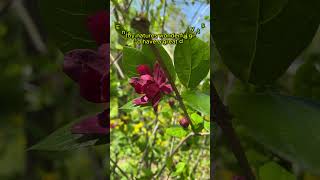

left=130, top=0, right=210, bottom=34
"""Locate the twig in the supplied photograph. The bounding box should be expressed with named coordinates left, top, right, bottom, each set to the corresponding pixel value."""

left=138, top=113, right=159, bottom=175
left=110, top=53, right=125, bottom=79
left=11, top=0, right=47, bottom=54
left=156, top=132, right=209, bottom=178
left=212, top=84, right=255, bottom=180
left=125, top=0, right=134, bottom=13
left=191, top=137, right=207, bottom=175
left=161, top=0, right=167, bottom=33
left=111, top=0, right=127, bottom=23
left=110, top=158, right=131, bottom=180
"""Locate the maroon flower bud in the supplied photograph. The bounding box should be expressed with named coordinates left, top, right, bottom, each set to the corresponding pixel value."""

left=168, top=99, right=175, bottom=108
left=179, top=117, right=189, bottom=128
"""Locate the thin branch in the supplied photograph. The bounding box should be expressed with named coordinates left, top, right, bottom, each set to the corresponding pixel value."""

left=161, top=0, right=167, bottom=33
left=111, top=0, right=127, bottom=23
left=12, top=0, right=47, bottom=54
left=211, top=33, right=255, bottom=179
left=138, top=113, right=160, bottom=175
left=156, top=132, right=209, bottom=178
left=110, top=158, right=131, bottom=180
left=110, top=53, right=125, bottom=79
left=212, top=84, right=255, bottom=180
left=191, top=137, right=207, bottom=175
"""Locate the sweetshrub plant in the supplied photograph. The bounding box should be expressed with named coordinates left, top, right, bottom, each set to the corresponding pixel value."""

left=110, top=15, right=210, bottom=178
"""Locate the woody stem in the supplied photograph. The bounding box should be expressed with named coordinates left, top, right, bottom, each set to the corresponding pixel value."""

left=151, top=45, right=192, bottom=124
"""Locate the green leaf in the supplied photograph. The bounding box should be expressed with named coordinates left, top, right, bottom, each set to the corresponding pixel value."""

left=182, top=90, right=210, bottom=116
left=213, top=0, right=320, bottom=84
left=259, top=162, right=295, bottom=180
left=121, top=47, right=153, bottom=77
left=174, top=37, right=209, bottom=88
left=166, top=156, right=174, bottom=170
left=204, top=121, right=210, bottom=132
left=142, top=44, right=176, bottom=81
left=29, top=118, right=106, bottom=151
left=165, top=126, right=188, bottom=138
left=190, top=113, right=204, bottom=133
left=38, top=0, right=107, bottom=52
left=228, top=91, right=320, bottom=174
left=172, top=162, right=187, bottom=176
left=119, top=99, right=147, bottom=112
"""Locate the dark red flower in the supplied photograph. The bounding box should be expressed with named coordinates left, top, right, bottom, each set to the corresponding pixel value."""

left=130, top=62, right=173, bottom=110
left=168, top=99, right=175, bottom=108
left=63, top=46, right=109, bottom=103
left=179, top=117, right=189, bottom=128
left=63, top=11, right=110, bottom=136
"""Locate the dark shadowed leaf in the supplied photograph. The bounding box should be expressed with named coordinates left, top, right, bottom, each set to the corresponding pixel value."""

left=29, top=117, right=107, bottom=151
left=213, top=0, right=320, bottom=84
left=38, top=0, right=107, bottom=52
left=294, top=55, right=320, bottom=101
left=228, top=91, right=320, bottom=174
left=259, top=162, right=295, bottom=180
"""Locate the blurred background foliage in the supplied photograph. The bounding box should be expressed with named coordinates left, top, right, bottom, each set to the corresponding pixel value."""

left=0, top=0, right=106, bottom=179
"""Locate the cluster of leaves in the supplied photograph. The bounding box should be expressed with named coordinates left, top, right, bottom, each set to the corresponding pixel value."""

left=213, top=0, right=320, bottom=179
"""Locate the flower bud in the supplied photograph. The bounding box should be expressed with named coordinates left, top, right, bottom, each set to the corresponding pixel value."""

left=168, top=99, right=175, bottom=108
left=179, top=117, right=189, bottom=128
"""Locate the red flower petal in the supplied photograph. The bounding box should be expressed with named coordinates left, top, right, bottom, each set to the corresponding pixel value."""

left=79, top=64, right=107, bottom=103
left=133, top=95, right=149, bottom=105
left=71, top=112, right=108, bottom=135
left=129, top=77, right=144, bottom=94
left=151, top=92, right=162, bottom=108
left=143, top=82, right=160, bottom=99
left=137, top=64, right=152, bottom=75
left=87, top=11, right=109, bottom=45
left=63, top=47, right=109, bottom=103
left=153, top=62, right=167, bottom=85
left=63, top=49, right=99, bottom=83
left=140, top=74, right=154, bottom=86
left=160, top=84, right=173, bottom=94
